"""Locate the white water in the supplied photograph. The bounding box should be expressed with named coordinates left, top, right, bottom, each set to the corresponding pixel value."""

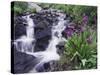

left=29, top=12, right=68, bottom=72
left=26, top=15, right=35, bottom=38
left=14, top=12, right=68, bottom=72
left=14, top=15, right=35, bottom=52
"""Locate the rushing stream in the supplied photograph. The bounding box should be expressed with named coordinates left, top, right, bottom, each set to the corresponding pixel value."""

left=12, top=9, right=70, bottom=73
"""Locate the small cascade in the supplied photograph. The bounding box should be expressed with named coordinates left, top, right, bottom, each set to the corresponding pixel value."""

left=29, top=12, right=68, bottom=72
left=14, top=14, right=35, bottom=53
left=26, top=15, right=35, bottom=38
left=13, top=9, right=69, bottom=73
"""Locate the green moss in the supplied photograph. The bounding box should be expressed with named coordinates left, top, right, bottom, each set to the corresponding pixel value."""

left=26, top=8, right=36, bottom=13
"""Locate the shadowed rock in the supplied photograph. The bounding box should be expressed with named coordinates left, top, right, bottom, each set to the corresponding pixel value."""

left=14, top=50, right=39, bottom=73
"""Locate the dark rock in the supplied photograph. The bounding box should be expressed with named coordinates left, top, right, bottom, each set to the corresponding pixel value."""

left=17, top=12, right=32, bottom=16
left=14, top=16, right=27, bottom=25
left=30, top=10, right=58, bottom=28
left=14, top=24, right=26, bottom=40
left=34, top=35, right=51, bottom=52
left=56, top=42, right=65, bottom=55
left=14, top=49, right=39, bottom=73
left=34, top=27, right=51, bottom=39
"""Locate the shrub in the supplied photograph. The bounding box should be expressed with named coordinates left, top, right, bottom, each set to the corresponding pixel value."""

left=64, top=28, right=97, bottom=69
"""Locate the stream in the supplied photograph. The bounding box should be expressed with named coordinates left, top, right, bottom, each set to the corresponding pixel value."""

left=12, top=8, right=70, bottom=73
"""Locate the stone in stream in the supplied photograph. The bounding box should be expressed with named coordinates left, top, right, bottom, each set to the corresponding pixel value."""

left=14, top=15, right=28, bottom=40
left=14, top=24, right=26, bottom=40
left=34, top=35, right=51, bottom=52
left=11, top=44, right=39, bottom=73
left=34, top=27, right=51, bottom=39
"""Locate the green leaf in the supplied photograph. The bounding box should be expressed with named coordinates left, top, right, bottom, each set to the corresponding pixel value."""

left=81, top=59, right=87, bottom=66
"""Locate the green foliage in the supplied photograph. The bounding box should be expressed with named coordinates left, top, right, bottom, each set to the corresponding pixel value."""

left=40, top=3, right=97, bottom=25
left=12, top=1, right=36, bottom=15
left=11, top=2, right=28, bottom=15
left=26, top=8, right=36, bottom=13
left=13, top=6, right=23, bottom=14
left=64, top=29, right=97, bottom=69
left=14, top=2, right=28, bottom=11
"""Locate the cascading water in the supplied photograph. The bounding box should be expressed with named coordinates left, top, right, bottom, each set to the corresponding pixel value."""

left=14, top=14, right=35, bottom=52
left=13, top=9, right=69, bottom=73
left=26, top=15, right=35, bottom=38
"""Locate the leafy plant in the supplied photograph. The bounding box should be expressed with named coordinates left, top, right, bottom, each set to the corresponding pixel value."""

left=64, top=28, right=97, bottom=69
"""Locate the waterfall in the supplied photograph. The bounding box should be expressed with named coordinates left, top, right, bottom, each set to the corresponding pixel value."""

left=29, top=12, right=68, bottom=72
left=13, top=10, right=69, bottom=72
left=26, top=15, right=35, bottom=38
left=14, top=14, right=35, bottom=52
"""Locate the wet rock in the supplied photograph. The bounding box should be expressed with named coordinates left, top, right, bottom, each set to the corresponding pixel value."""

left=34, top=27, right=51, bottom=39
left=14, top=16, right=26, bottom=25
left=14, top=50, right=38, bottom=73
left=14, top=24, right=26, bottom=40
left=30, top=10, right=58, bottom=27
left=35, top=63, right=50, bottom=72
left=56, top=42, right=65, bottom=55
left=34, top=35, right=51, bottom=52
left=14, top=15, right=28, bottom=40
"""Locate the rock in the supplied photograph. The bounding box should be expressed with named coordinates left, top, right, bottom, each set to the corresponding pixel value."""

left=34, top=27, right=51, bottom=39
left=56, top=42, right=65, bottom=55
left=14, top=24, right=26, bottom=40
left=13, top=49, right=38, bottom=73
left=30, top=9, right=58, bottom=27
left=34, top=35, right=51, bottom=52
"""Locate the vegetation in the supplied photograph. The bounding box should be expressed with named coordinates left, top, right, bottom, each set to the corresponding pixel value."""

left=40, top=3, right=97, bottom=25
left=64, top=29, right=97, bottom=69
left=11, top=1, right=36, bottom=15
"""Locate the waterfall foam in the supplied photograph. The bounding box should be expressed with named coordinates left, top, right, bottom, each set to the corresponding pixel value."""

left=14, top=14, right=35, bottom=52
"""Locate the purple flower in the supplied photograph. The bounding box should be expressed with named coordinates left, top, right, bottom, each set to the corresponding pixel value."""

left=79, top=26, right=85, bottom=32
left=64, top=25, right=75, bottom=38
left=82, top=14, right=88, bottom=25
left=86, top=36, right=92, bottom=44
